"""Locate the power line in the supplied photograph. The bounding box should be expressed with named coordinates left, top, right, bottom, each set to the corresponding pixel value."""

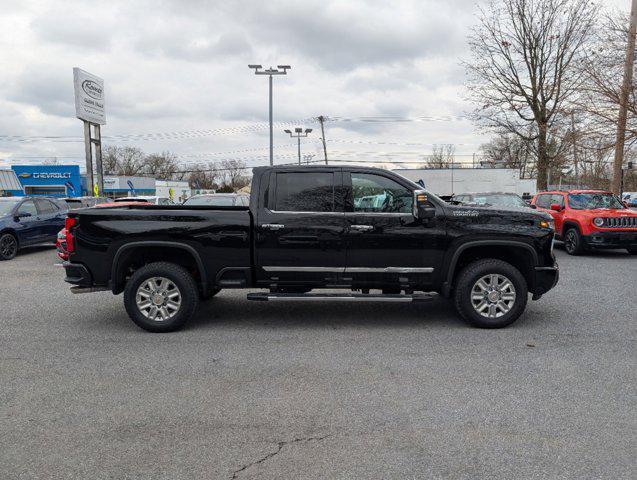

left=0, top=114, right=470, bottom=143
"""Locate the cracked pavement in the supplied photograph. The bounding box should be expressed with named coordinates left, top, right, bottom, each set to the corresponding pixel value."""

left=1, top=246, right=635, bottom=479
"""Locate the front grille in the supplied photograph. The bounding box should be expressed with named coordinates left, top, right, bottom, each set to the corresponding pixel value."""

left=602, top=217, right=637, bottom=228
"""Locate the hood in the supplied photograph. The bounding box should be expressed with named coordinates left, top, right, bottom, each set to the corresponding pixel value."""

left=575, top=208, right=637, bottom=219
left=448, top=203, right=551, bottom=220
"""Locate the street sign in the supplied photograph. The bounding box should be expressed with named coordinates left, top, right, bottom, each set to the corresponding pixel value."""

left=73, top=68, right=106, bottom=125
left=93, top=183, right=98, bottom=197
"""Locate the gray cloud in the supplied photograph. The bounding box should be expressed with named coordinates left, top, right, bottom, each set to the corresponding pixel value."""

left=30, top=10, right=113, bottom=49
left=7, top=66, right=75, bottom=118
left=1, top=0, right=628, bottom=166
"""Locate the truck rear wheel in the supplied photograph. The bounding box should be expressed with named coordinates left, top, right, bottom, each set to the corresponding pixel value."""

left=453, top=259, right=528, bottom=328
left=124, top=262, right=199, bottom=332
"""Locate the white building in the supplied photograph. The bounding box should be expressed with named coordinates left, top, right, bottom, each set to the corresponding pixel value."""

left=155, top=180, right=191, bottom=202
left=393, top=168, right=536, bottom=197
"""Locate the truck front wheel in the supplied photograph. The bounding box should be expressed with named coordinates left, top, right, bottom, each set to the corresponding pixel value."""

left=124, top=262, right=199, bottom=332
left=453, top=259, right=528, bottom=329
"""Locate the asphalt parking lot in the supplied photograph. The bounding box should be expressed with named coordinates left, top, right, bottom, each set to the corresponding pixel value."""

left=1, top=246, right=635, bottom=479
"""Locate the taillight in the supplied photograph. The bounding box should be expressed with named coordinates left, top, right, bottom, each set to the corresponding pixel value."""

left=65, top=216, right=77, bottom=253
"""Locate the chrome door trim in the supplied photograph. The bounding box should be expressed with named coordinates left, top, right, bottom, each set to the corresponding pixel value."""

left=346, top=267, right=434, bottom=273
left=262, top=266, right=433, bottom=273
left=262, top=266, right=345, bottom=273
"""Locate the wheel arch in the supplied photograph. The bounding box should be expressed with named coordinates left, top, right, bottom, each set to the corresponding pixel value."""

left=562, top=220, right=582, bottom=234
left=111, top=241, right=208, bottom=295
left=441, top=240, right=538, bottom=297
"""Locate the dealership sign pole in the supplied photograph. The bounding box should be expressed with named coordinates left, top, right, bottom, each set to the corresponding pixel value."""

left=73, top=68, right=106, bottom=197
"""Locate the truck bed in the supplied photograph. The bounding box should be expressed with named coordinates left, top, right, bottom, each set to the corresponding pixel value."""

left=68, top=205, right=253, bottom=290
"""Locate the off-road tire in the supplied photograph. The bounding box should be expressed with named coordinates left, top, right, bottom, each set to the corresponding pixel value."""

left=453, top=258, right=528, bottom=329
left=124, top=262, right=199, bottom=332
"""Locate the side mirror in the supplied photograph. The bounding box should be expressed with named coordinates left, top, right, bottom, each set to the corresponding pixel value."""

left=623, top=201, right=629, bottom=208
left=413, top=190, right=436, bottom=219
left=530, top=204, right=537, bottom=209
left=550, top=204, right=562, bottom=212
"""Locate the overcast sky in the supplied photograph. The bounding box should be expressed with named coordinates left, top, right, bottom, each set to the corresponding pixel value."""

left=0, top=0, right=630, bottom=171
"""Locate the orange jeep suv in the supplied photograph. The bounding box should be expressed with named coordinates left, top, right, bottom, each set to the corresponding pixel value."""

left=532, top=190, right=637, bottom=255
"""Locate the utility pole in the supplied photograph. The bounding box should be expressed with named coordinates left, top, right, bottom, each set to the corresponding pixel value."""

left=317, top=115, right=329, bottom=165
left=284, top=128, right=313, bottom=165
left=571, top=111, right=579, bottom=188
left=611, top=0, right=637, bottom=194
left=248, top=65, right=291, bottom=166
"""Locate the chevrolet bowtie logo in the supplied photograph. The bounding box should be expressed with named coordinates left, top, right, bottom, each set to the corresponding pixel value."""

left=18, top=173, right=32, bottom=178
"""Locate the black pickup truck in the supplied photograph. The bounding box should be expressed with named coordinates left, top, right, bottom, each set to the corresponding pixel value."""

left=61, top=166, right=558, bottom=332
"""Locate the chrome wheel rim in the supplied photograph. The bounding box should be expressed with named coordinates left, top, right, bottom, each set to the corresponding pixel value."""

left=565, top=230, right=576, bottom=253
left=1, top=235, right=17, bottom=258
left=471, top=273, right=516, bottom=318
left=136, top=277, right=181, bottom=321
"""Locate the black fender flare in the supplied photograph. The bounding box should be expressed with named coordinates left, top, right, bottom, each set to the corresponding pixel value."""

left=561, top=221, right=582, bottom=235
left=111, top=241, right=208, bottom=295
left=440, top=240, right=539, bottom=297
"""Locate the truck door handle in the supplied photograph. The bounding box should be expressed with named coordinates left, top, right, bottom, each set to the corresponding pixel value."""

left=261, top=223, right=285, bottom=230
left=350, top=224, right=374, bottom=232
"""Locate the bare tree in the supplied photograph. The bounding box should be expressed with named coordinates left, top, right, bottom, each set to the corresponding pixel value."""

left=480, top=132, right=535, bottom=177
left=143, top=151, right=183, bottom=180
left=218, top=159, right=250, bottom=190
left=575, top=13, right=637, bottom=151
left=426, top=144, right=455, bottom=169
left=102, top=146, right=146, bottom=176
left=186, top=162, right=220, bottom=190
left=465, top=0, right=599, bottom=190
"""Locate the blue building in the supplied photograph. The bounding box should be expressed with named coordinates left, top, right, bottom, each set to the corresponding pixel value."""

left=11, top=165, right=82, bottom=197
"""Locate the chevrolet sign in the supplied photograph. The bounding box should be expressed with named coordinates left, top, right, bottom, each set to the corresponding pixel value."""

left=33, top=172, right=71, bottom=179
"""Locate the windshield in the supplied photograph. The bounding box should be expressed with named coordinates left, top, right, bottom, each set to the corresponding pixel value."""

left=0, top=199, right=20, bottom=215
left=184, top=196, right=237, bottom=206
left=470, top=194, right=528, bottom=208
left=568, top=193, right=624, bottom=210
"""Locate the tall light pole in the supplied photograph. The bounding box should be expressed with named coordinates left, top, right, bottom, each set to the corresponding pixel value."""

left=284, top=127, right=312, bottom=165
left=248, top=64, right=291, bottom=166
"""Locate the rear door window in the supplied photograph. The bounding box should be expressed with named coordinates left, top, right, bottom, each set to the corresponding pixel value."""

left=274, top=172, right=334, bottom=212
left=35, top=199, right=56, bottom=214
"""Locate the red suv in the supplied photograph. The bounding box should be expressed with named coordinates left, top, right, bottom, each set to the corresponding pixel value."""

left=531, top=190, right=637, bottom=255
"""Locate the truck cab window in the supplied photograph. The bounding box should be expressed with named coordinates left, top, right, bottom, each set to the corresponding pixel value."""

left=351, top=173, right=412, bottom=213
left=274, top=172, right=334, bottom=212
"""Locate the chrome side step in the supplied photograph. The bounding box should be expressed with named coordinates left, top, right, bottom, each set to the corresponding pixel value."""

left=69, top=286, right=110, bottom=294
left=247, top=292, right=435, bottom=302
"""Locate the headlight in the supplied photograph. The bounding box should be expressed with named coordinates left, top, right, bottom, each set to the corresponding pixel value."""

left=539, top=219, right=554, bottom=230
left=593, top=217, right=604, bottom=227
